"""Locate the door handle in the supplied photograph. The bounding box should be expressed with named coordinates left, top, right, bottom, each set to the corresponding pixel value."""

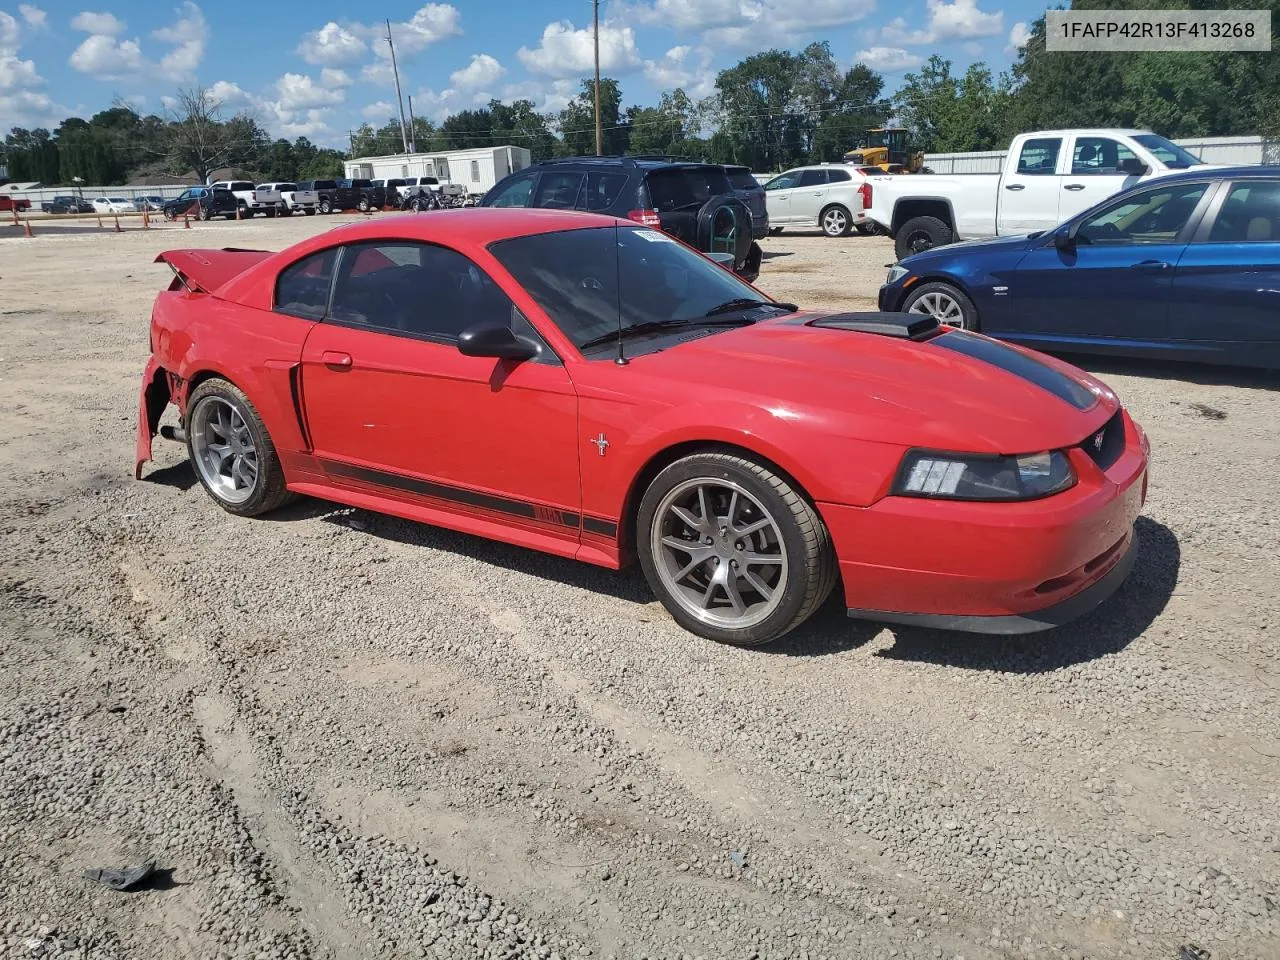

left=1064, top=183, right=1086, bottom=191
left=1131, top=260, right=1170, bottom=271
left=321, top=350, right=352, bottom=368
left=1005, top=184, right=1025, bottom=191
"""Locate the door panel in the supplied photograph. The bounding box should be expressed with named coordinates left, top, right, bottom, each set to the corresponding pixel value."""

left=301, top=324, right=582, bottom=529
left=791, top=169, right=829, bottom=225
left=996, top=136, right=1064, bottom=234
left=1170, top=179, right=1280, bottom=353
left=763, top=170, right=800, bottom=224
left=1058, top=135, right=1145, bottom=223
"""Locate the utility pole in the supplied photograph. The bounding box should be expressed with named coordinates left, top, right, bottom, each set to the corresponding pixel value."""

left=407, top=95, right=417, bottom=153
left=386, top=18, right=410, bottom=154
left=593, top=0, right=602, bottom=155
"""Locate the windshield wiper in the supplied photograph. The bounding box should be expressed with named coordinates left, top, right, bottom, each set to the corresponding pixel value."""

left=579, top=316, right=758, bottom=350
left=703, top=298, right=798, bottom=317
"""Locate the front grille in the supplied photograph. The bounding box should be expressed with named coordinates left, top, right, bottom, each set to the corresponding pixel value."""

left=1079, top=410, right=1125, bottom=471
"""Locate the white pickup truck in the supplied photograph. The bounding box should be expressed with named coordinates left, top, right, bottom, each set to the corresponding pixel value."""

left=254, top=182, right=318, bottom=216
left=865, top=129, right=1216, bottom=259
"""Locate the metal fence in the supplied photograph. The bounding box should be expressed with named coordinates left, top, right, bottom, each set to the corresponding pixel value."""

left=2, top=184, right=195, bottom=204
left=922, top=135, right=1277, bottom=174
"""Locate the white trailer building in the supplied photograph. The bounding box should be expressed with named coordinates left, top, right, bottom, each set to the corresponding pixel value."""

left=344, top=145, right=532, bottom=196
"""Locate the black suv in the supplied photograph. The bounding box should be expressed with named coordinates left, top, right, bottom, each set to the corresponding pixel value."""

left=161, top=186, right=238, bottom=221
left=479, top=157, right=762, bottom=282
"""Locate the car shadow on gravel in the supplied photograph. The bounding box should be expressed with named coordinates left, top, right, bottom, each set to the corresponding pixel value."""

left=869, top=516, right=1180, bottom=673
left=1070, top=354, right=1280, bottom=390
left=139, top=460, right=199, bottom=491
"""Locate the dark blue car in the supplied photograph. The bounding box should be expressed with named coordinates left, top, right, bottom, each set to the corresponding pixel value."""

left=878, top=166, right=1280, bottom=369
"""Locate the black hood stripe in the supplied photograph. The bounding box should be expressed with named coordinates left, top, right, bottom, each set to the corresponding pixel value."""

left=932, top=331, right=1096, bottom=411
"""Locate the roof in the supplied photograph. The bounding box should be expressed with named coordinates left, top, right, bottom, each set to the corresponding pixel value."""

left=0, top=181, right=41, bottom=192
left=348, top=145, right=531, bottom=163
left=1019, top=128, right=1153, bottom=139
left=528, top=156, right=721, bottom=171
left=321, top=207, right=619, bottom=246
left=1136, top=164, right=1280, bottom=185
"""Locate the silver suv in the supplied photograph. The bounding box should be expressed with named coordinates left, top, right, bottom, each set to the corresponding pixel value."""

left=761, top=164, right=872, bottom=237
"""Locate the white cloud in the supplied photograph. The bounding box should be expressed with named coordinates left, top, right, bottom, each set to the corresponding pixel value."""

left=450, top=53, right=504, bottom=91
left=629, top=0, right=762, bottom=32
left=19, top=5, right=47, bottom=29
left=152, top=2, right=206, bottom=80
left=206, top=80, right=255, bottom=111
left=276, top=72, right=346, bottom=110
left=70, top=11, right=125, bottom=35
left=66, top=2, right=205, bottom=82
left=362, top=100, right=394, bottom=120
left=703, top=0, right=877, bottom=49
left=1, top=10, right=66, bottom=130
left=879, top=0, right=1003, bottom=45
left=855, top=46, right=924, bottom=72
left=642, top=45, right=715, bottom=98
left=500, top=78, right=578, bottom=115
left=372, top=3, right=462, bottom=58
left=296, top=22, right=367, bottom=66
left=68, top=34, right=145, bottom=78
left=1006, top=21, right=1031, bottom=54
left=518, top=20, right=642, bottom=77
left=320, top=67, right=353, bottom=88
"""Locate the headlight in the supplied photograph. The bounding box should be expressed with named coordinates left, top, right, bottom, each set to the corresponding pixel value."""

left=885, top=264, right=910, bottom=284
left=894, top=450, right=1076, bottom=501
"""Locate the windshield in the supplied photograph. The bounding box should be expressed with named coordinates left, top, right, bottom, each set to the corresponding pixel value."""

left=1132, top=134, right=1203, bottom=169
left=489, top=225, right=768, bottom=353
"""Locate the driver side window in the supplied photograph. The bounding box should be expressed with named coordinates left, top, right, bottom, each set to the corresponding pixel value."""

left=1076, top=183, right=1208, bottom=245
left=764, top=171, right=800, bottom=191
left=327, top=241, right=517, bottom=345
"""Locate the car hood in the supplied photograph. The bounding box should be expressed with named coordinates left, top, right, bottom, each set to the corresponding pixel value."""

left=640, top=316, right=1116, bottom=453
left=903, top=232, right=1042, bottom=266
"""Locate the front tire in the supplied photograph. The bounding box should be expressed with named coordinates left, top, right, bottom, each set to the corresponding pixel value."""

left=637, top=452, right=837, bottom=647
left=901, top=281, right=979, bottom=330
left=820, top=204, right=852, bottom=237
left=357, top=196, right=370, bottom=212
left=319, top=198, right=332, bottom=214
left=186, top=378, right=294, bottom=517
left=894, top=215, right=953, bottom=259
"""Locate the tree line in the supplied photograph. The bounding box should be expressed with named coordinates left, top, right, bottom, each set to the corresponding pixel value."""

left=3, top=0, right=1276, bottom=187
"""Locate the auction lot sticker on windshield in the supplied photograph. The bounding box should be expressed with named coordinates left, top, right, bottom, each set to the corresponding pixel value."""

left=1046, top=9, right=1271, bottom=51
left=636, top=230, right=675, bottom=241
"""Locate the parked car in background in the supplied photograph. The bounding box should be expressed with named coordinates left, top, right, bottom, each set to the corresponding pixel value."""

left=761, top=164, right=871, bottom=237
left=253, top=182, right=318, bottom=216
left=480, top=157, right=763, bottom=281
left=866, top=128, right=1217, bottom=259
left=133, top=196, right=165, bottom=212
left=136, top=208, right=1149, bottom=647
left=92, top=196, right=134, bottom=214
left=210, top=180, right=270, bottom=217
left=0, top=195, right=31, bottom=212
left=724, top=164, right=769, bottom=239
left=162, top=186, right=238, bottom=221
left=41, top=195, right=94, bottom=214
left=878, top=166, right=1280, bottom=369
left=296, top=180, right=340, bottom=214
left=337, top=178, right=388, bottom=212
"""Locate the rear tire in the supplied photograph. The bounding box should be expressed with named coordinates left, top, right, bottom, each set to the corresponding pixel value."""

left=319, top=198, right=332, bottom=214
left=820, top=204, right=852, bottom=237
left=186, top=378, right=294, bottom=518
left=636, top=452, right=837, bottom=647
left=894, top=215, right=953, bottom=259
left=358, top=196, right=370, bottom=212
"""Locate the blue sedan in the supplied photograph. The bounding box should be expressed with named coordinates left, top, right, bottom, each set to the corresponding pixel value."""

left=878, top=166, right=1280, bottom=369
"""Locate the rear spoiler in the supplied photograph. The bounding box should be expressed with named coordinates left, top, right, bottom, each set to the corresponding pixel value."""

left=155, top=248, right=273, bottom=294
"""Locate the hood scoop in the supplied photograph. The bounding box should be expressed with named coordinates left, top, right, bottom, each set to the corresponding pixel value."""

left=807, top=311, right=942, bottom=341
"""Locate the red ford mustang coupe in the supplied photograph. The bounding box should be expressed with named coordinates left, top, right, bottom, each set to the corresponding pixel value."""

left=136, top=209, right=1150, bottom=647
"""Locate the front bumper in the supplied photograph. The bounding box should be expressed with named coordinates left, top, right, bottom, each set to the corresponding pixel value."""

left=877, top=281, right=905, bottom=311
left=823, top=413, right=1149, bottom=634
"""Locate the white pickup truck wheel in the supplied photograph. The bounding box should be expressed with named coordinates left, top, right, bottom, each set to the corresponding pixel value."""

left=895, top=215, right=953, bottom=259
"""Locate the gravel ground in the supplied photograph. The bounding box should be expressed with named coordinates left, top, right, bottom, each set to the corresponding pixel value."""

left=1, top=214, right=1278, bottom=960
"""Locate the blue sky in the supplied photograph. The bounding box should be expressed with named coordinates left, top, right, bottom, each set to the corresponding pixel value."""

left=2, top=0, right=1046, bottom=147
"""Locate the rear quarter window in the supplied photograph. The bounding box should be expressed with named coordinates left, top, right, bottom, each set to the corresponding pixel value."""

left=726, top=170, right=760, bottom=190
left=643, top=168, right=733, bottom=212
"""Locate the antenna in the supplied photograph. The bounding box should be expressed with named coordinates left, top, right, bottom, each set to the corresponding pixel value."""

left=613, top=223, right=628, bottom=365
left=386, top=19, right=410, bottom=154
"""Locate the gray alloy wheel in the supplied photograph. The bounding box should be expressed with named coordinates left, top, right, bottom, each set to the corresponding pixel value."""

left=184, top=378, right=294, bottom=517
left=820, top=205, right=851, bottom=237
left=651, top=477, right=790, bottom=632
left=319, top=198, right=331, bottom=214
left=190, top=395, right=259, bottom=506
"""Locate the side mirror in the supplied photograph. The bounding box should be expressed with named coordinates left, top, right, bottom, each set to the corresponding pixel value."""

left=1118, top=158, right=1149, bottom=176
left=457, top=322, right=538, bottom=361
left=1054, top=222, right=1078, bottom=251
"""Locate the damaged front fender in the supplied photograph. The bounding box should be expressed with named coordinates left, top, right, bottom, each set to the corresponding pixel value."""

left=135, top=356, right=171, bottom=479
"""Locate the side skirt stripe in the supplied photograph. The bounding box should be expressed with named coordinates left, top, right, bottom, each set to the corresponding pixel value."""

left=318, top=459, right=617, bottom=537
